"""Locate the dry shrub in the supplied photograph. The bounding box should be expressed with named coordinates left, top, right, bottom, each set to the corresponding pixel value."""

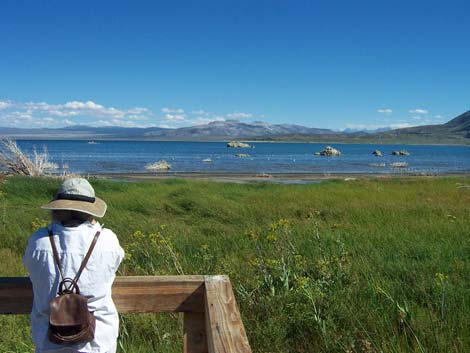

left=0, top=139, right=57, bottom=176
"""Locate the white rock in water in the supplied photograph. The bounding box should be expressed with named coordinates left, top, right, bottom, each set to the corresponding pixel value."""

left=145, top=160, right=171, bottom=170
left=392, top=150, right=410, bottom=156
left=227, top=141, right=251, bottom=148
left=390, top=162, right=409, bottom=168
left=372, top=150, right=383, bottom=157
left=314, top=146, right=341, bottom=156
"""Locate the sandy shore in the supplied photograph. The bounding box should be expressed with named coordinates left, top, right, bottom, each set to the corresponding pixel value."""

left=95, top=171, right=470, bottom=184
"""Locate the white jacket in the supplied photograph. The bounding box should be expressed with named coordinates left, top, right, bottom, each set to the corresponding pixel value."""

left=23, top=221, right=124, bottom=353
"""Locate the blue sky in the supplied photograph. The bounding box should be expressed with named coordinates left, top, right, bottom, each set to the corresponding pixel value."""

left=0, top=0, right=469, bottom=130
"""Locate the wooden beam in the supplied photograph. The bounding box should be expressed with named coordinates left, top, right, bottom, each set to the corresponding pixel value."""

left=0, top=276, right=205, bottom=314
left=0, top=277, right=32, bottom=315
left=204, top=276, right=252, bottom=353
left=113, top=276, right=205, bottom=313
left=184, top=312, right=208, bottom=353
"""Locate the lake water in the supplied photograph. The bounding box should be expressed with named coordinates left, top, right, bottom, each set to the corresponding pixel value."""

left=14, top=140, right=470, bottom=175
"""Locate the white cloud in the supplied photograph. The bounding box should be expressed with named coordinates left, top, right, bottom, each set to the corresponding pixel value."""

left=25, top=102, right=50, bottom=110
left=1, top=111, right=33, bottom=123
left=192, top=116, right=225, bottom=125
left=226, top=112, right=252, bottom=119
left=64, top=100, right=102, bottom=110
left=192, top=110, right=208, bottom=115
left=20, top=100, right=127, bottom=118
left=0, top=99, right=153, bottom=128
left=48, top=110, right=79, bottom=117
left=0, top=99, right=261, bottom=129
left=411, top=116, right=422, bottom=120
left=127, top=107, right=149, bottom=114
left=59, top=101, right=126, bottom=118
left=434, top=115, right=444, bottom=119
left=164, top=113, right=186, bottom=121
left=162, top=107, right=184, bottom=114
left=0, top=101, right=12, bottom=110
left=128, top=114, right=149, bottom=121
left=62, top=119, right=76, bottom=126
left=1, top=111, right=60, bottom=127
left=409, top=109, right=428, bottom=114
left=377, top=108, right=392, bottom=113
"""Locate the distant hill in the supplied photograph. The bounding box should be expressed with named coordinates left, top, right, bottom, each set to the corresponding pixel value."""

left=368, top=110, right=470, bottom=143
left=393, top=110, right=470, bottom=136
left=443, top=110, right=470, bottom=132
left=341, top=127, right=392, bottom=134
left=0, top=125, right=168, bottom=139
left=255, top=110, right=470, bottom=145
left=147, top=120, right=333, bottom=139
left=0, top=120, right=334, bottom=140
left=0, top=111, right=469, bottom=144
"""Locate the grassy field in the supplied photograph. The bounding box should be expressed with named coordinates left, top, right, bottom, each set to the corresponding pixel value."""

left=0, top=175, right=469, bottom=353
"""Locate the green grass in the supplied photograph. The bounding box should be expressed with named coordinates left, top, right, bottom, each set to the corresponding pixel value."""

left=1, top=175, right=470, bottom=353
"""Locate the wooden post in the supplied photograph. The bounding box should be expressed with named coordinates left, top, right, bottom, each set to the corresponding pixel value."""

left=204, top=275, right=252, bottom=353
left=184, top=312, right=208, bottom=353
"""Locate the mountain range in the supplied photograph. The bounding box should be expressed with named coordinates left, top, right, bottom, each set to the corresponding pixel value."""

left=0, top=119, right=334, bottom=140
left=0, top=110, right=469, bottom=144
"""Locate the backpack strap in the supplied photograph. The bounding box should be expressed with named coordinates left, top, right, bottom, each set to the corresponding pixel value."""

left=48, top=228, right=101, bottom=291
left=73, top=230, right=101, bottom=284
left=48, top=229, right=65, bottom=281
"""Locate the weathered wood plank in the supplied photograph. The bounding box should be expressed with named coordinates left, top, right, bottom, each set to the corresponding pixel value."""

left=184, top=312, right=208, bottom=353
left=113, top=276, right=205, bottom=313
left=0, top=276, right=205, bottom=314
left=0, top=277, right=32, bottom=314
left=204, top=275, right=252, bottom=353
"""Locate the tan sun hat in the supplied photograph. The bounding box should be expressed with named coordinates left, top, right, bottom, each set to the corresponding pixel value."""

left=41, top=178, right=107, bottom=218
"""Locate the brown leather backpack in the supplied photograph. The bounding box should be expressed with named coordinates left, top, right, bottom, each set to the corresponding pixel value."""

left=48, top=229, right=100, bottom=345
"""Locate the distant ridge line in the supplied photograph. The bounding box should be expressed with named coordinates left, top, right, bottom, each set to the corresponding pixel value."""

left=0, top=110, right=468, bottom=144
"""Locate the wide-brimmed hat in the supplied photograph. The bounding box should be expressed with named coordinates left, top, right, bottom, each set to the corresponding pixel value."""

left=41, top=178, right=107, bottom=218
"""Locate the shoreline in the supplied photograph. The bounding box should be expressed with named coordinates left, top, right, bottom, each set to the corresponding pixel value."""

left=95, top=171, right=470, bottom=184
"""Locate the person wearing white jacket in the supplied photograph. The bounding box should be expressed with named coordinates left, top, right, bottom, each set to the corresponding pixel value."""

left=24, top=178, right=124, bottom=353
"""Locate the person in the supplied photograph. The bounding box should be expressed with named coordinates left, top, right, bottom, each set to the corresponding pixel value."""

left=23, top=178, right=124, bottom=353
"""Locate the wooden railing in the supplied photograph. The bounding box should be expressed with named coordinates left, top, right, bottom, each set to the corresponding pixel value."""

left=0, top=275, right=252, bottom=353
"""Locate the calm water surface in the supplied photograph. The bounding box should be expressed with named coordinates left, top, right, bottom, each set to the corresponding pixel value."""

left=15, top=140, right=470, bottom=175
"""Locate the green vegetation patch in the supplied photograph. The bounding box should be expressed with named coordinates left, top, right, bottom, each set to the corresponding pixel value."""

left=1, top=176, right=470, bottom=353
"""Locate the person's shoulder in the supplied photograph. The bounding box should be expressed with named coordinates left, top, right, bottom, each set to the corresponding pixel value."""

left=29, top=226, right=50, bottom=242
left=100, top=227, right=117, bottom=238
left=97, top=227, right=124, bottom=261
left=26, top=226, right=50, bottom=250
left=98, top=227, right=122, bottom=247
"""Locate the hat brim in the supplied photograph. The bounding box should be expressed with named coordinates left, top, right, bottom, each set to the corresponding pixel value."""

left=41, top=197, right=107, bottom=218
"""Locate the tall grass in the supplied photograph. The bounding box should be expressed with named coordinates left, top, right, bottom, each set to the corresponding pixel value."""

left=1, top=176, right=469, bottom=352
